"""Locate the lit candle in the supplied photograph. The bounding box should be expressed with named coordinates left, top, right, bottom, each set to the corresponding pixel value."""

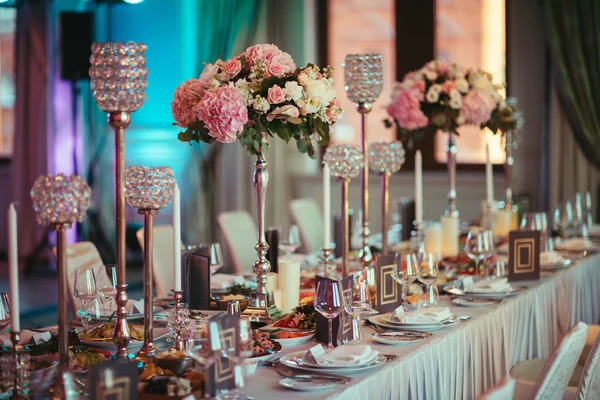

left=323, top=163, right=331, bottom=248
left=424, top=223, right=442, bottom=259
left=441, top=216, right=460, bottom=257
left=173, top=184, right=182, bottom=291
left=278, top=258, right=301, bottom=314
left=8, top=203, right=19, bottom=332
left=485, top=140, right=494, bottom=206
left=415, top=150, right=423, bottom=225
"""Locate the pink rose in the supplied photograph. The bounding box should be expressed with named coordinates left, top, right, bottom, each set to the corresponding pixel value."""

left=245, top=44, right=281, bottom=68
left=171, top=78, right=207, bottom=128
left=267, top=85, right=286, bottom=104
left=460, top=89, right=496, bottom=126
left=388, top=87, right=428, bottom=130
left=266, top=104, right=300, bottom=121
left=196, top=86, right=248, bottom=143
left=325, top=98, right=342, bottom=123
left=415, top=80, right=426, bottom=92
left=437, top=61, right=450, bottom=76
left=266, top=63, right=286, bottom=77
left=441, top=81, right=456, bottom=93
left=220, top=58, right=242, bottom=77
left=200, top=63, right=219, bottom=81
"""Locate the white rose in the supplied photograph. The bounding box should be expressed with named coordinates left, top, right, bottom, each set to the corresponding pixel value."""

left=299, top=98, right=320, bottom=115
left=431, top=84, right=443, bottom=93
left=425, top=87, right=440, bottom=103
left=425, top=70, right=438, bottom=81
left=252, top=96, right=270, bottom=113
left=456, top=114, right=466, bottom=125
left=285, top=81, right=304, bottom=101
left=200, top=63, right=220, bottom=81
left=297, top=73, right=309, bottom=86
left=449, top=98, right=462, bottom=110
left=469, top=72, right=494, bottom=92
left=208, top=78, right=220, bottom=89
left=455, top=78, right=469, bottom=93
left=449, top=88, right=462, bottom=101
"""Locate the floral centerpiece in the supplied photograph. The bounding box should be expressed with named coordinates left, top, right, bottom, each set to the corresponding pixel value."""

left=384, top=60, right=522, bottom=145
left=172, top=43, right=342, bottom=158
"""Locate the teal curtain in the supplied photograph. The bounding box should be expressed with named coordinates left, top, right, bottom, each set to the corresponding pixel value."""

left=544, top=0, right=600, bottom=169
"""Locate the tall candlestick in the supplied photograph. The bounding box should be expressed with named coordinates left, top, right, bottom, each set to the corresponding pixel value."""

left=8, top=203, right=19, bottom=332
left=485, top=140, right=494, bottom=206
left=323, top=163, right=331, bottom=248
left=173, top=184, right=182, bottom=291
left=415, top=150, right=423, bottom=224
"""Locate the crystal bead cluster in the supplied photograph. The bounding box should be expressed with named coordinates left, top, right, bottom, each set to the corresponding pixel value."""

left=125, top=166, right=175, bottom=210
left=369, top=141, right=406, bottom=175
left=343, top=53, right=383, bottom=104
left=323, top=145, right=364, bottom=181
left=30, top=174, right=91, bottom=226
left=89, top=41, right=148, bottom=112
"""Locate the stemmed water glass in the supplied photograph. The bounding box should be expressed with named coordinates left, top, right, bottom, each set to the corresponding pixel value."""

left=0, top=294, right=10, bottom=332
left=279, top=225, right=302, bottom=255
left=465, top=231, right=489, bottom=276
left=209, top=243, right=224, bottom=275
left=74, top=267, right=97, bottom=330
left=418, top=253, right=439, bottom=308
left=95, top=264, right=118, bottom=316
left=391, top=253, right=420, bottom=309
left=315, top=280, right=344, bottom=349
left=343, top=272, right=374, bottom=344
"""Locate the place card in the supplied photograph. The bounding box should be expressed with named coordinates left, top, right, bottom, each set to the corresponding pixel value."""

left=206, top=314, right=240, bottom=397
left=89, top=360, right=138, bottom=400
left=375, top=254, right=402, bottom=313
left=184, top=249, right=210, bottom=310
left=301, top=344, right=325, bottom=365
left=315, top=275, right=353, bottom=346
left=508, top=230, right=541, bottom=281
left=30, top=331, right=52, bottom=345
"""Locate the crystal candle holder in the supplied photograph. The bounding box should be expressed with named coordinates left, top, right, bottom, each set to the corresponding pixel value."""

left=324, top=145, right=364, bottom=277
left=30, top=174, right=90, bottom=399
left=90, top=41, right=148, bottom=113
left=125, top=166, right=174, bottom=362
left=369, top=141, right=405, bottom=255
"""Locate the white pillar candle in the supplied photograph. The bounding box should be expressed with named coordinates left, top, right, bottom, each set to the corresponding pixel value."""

left=415, top=150, right=423, bottom=225
left=424, top=223, right=443, bottom=259
left=441, top=216, right=460, bottom=258
left=278, top=258, right=301, bottom=314
left=265, top=272, right=279, bottom=294
left=494, top=209, right=512, bottom=239
left=272, top=290, right=282, bottom=309
left=485, top=140, right=494, bottom=206
left=510, top=209, right=519, bottom=231
left=173, top=184, right=182, bottom=291
left=8, top=203, right=19, bottom=332
left=323, top=163, right=331, bottom=248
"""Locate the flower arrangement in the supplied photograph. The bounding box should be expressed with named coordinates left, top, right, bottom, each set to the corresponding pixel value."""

left=172, top=44, right=342, bottom=158
left=384, top=60, right=523, bottom=145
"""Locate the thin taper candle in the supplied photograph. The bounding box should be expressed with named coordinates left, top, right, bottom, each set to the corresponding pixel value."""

left=415, top=150, right=423, bottom=224
left=323, top=163, right=331, bottom=248
left=8, top=203, right=19, bottom=332
left=173, top=184, right=182, bottom=291
left=486, top=140, right=494, bottom=205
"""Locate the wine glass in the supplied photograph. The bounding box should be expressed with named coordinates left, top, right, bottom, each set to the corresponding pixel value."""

left=314, top=280, right=344, bottom=349
left=391, top=253, right=419, bottom=309
left=418, top=253, right=439, bottom=308
left=74, top=267, right=97, bottom=330
left=209, top=243, right=224, bottom=275
left=0, top=293, right=10, bottom=332
left=279, top=225, right=302, bottom=255
left=343, top=272, right=374, bottom=344
left=187, top=318, right=217, bottom=368
left=465, top=231, right=488, bottom=276
left=95, top=264, right=118, bottom=316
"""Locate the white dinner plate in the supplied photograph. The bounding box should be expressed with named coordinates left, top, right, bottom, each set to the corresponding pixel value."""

left=371, top=333, right=424, bottom=345
left=541, top=259, right=572, bottom=270
left=369, top=315, right=460, bottom=331
left=79, top=333, right=166, bottom=350
left=280, top=351, right=386, bottom=374
left=444, top=284, right=526, bottom=298
left=78, top=306, right=166, bottom=322
left=452, top=298, right=497, bottom=308
left=279, top=378, right=336, bottom=392
left=292, top=351, right=379, bottom=369
left=272, top=333, right=315, bottom=347
left=248, top=349, right=281, bottom=363
left=381, top=312, right=452, bottom=326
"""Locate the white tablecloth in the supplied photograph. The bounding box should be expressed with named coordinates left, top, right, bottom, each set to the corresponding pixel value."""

left=244, top=253, right=600, bottom=399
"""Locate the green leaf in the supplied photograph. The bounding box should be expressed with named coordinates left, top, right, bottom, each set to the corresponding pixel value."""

left=287, top=117, right=303, bottom=124
left=297, top=139, right=309, bottom=153
left=383, top=119, right=393, bottom=129
left=307, top=144, right=316, bottom=159
left=260, top=76, right=283, bottom=93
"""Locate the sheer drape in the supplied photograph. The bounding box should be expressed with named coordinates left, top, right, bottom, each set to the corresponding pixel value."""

left=11, top=1, right=48, bottom=260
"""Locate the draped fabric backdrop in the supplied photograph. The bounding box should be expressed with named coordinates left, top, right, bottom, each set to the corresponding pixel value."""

left=12, top=1, right=48, bottom=261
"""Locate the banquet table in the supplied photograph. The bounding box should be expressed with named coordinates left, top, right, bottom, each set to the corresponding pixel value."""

left=243, top=252, right=600, bottom=400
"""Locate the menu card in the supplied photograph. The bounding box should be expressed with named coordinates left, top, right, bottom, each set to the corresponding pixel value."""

left=184, top=248, right=210, bottom=310
left=508, top=230, right=540, bottom=281
left=315, top=275, right=354, bottom=346
left=206, top=314, right=240, bottom=397
left=89, top=360, right=139, bottom=400
left=398, top=198, right=415, bottom=241
left=375, top=254, right=402, bottom=313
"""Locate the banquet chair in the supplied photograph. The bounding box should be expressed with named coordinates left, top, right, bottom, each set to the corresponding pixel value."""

left=510, top=322, right=588, bottom=400
left=289, top=198, right=324, bottom=253
left=563, top=332, right=600, bottom=400
left=136, top=225, right=175, bottom=297
left=579, top=325, right=600, bottom=366
left=53, top=241, right=104, bottom=315
left=478, top=376, right=516, bottom=400
left=217, top=210, right=257, bottom=274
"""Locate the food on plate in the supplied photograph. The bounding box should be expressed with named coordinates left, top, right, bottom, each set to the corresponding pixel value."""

left=221, top=294, right=246, bottom=301
left=189, top=310, right=209, bottom=320
left=273, top=296, right=316, bottom=330
left=29, top=357, right=53, bottom=371
left=144, top=376, right=192, bottom=396
left=268, top=330, right=313, bottom=340
left=226, top=283, right=251, bottom=297
left=68, top=346, right=110, bottom=371
left=140, top=362, right=205, bottom=396
left=79, top=322, right=144, bottom=342
left=251, top=334, right=282, bottom=358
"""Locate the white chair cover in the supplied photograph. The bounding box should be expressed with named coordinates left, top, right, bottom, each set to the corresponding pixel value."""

left=478, top=376, right=516, bottom=400
left=217, top=210, right=257, bottom=274
left=289, top=198, right=323, bottom=254
left=136, top=225, right=175, bottom=297
left=573, top=330, right=600, bottom=400
left=512, top=322, right=588, bottom=400
left=54, top=241, right=104, bottom=315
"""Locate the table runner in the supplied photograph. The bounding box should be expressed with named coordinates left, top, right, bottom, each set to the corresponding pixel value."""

left=244, top=253, right=600, bottom=399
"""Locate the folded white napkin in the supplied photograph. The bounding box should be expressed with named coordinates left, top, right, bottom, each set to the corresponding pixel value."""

left=132, top=299, right=145, bottom=315
left=557, top=238, right=594, bottom=250
left=391, top=307, right=452, bottom=324
left=465, top=278, right=511, bottom=293
left=318, top=345, right=378, bottom=367
left=210, top=274, right=246, bottom=289
left=540, top=251, right=564, bottom=266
